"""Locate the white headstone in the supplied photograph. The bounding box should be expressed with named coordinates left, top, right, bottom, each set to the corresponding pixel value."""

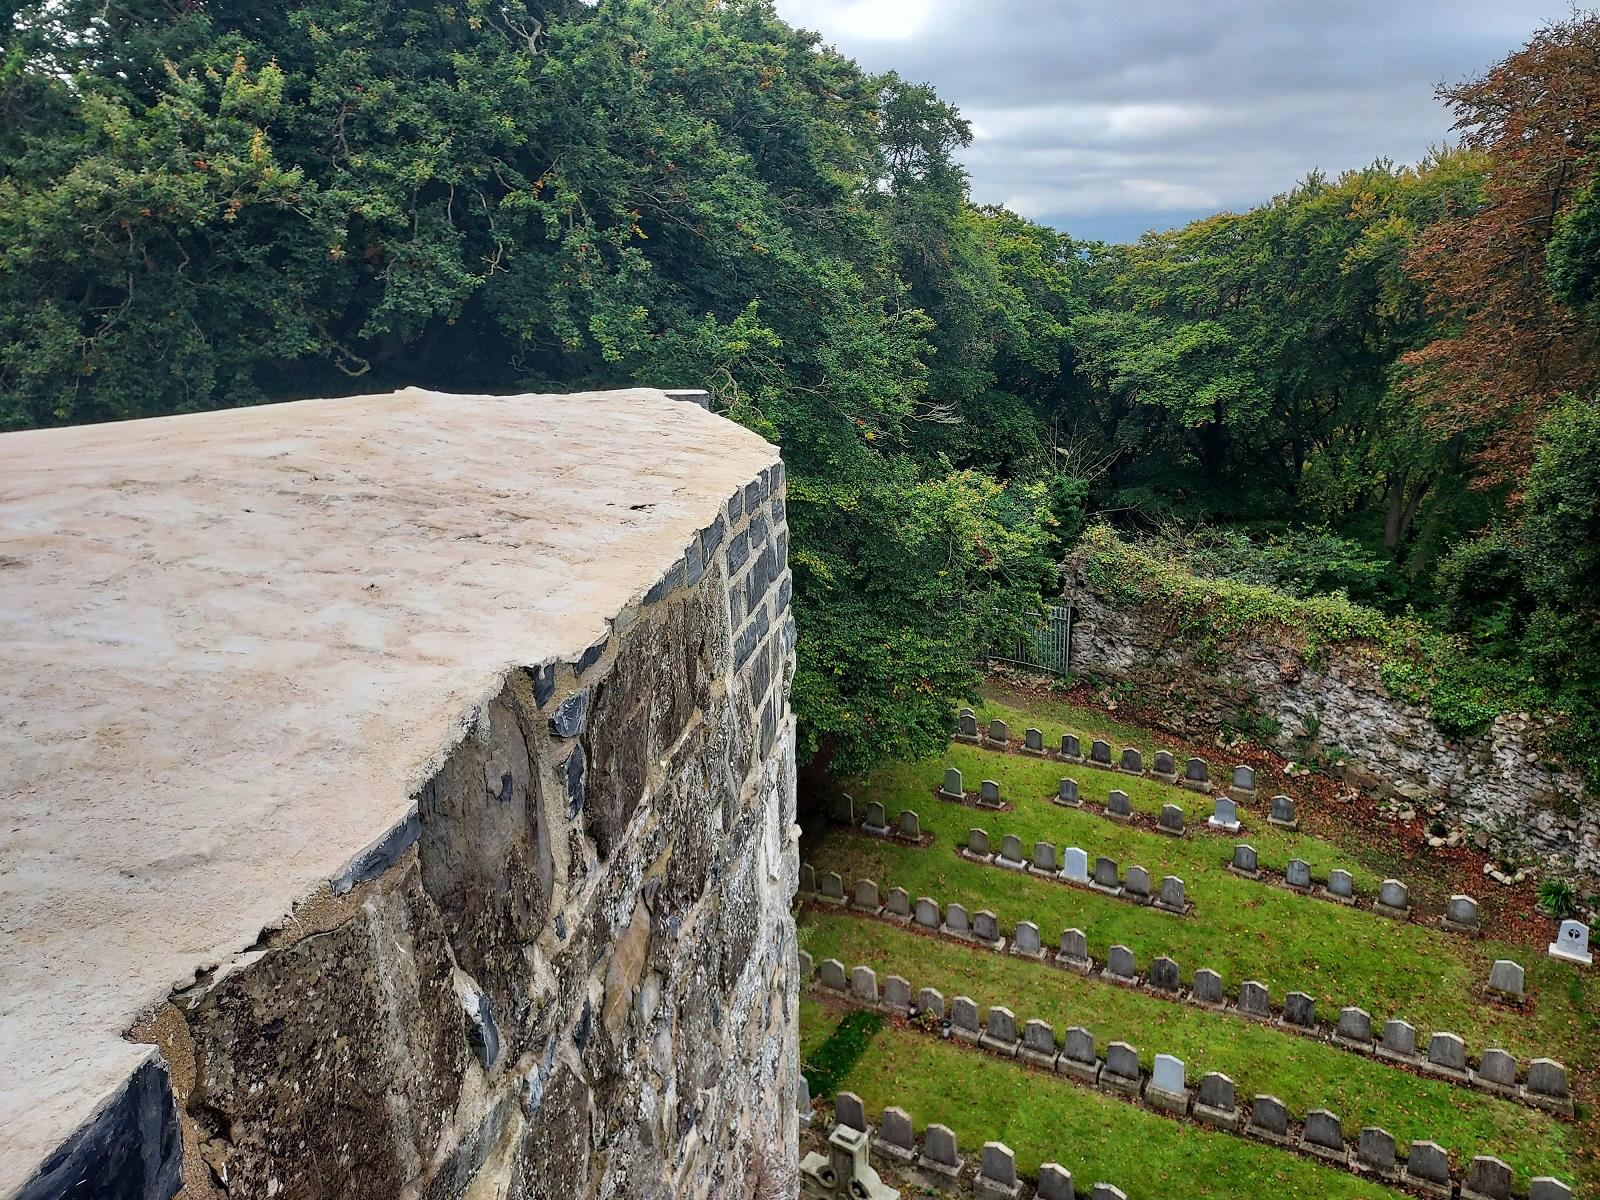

left=1151, top=1053, right=1185, bottom=1095
left=1062, top=846, right=1089, bottom=883
left=1208, top=796, right=1240, bottom=831
left=1548, top=919, right=1592, bottom=965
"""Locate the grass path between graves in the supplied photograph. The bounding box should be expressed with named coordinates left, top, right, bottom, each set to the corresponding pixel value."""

left=815, top=743, right=1598, bottom=1067
left=802, top=995, right=1403, bottom=1200
left=798, top=912, right=1573, bottom=1189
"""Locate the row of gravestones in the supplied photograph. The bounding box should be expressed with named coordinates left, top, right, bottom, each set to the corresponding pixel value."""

left=1229, top=844, right=1487, bottom=935
left=940, top=766, right=1259, bottom=835
left=795, top=893, right=1571, bottom=1118
left=803, top=960, right=1576, bottom=1200
left=962, top=830, right=1192, bottom=914
left=953, top=710, right=1271, bottom=798
left=827, top=793, right=928, bottom=840
left=814, top=1091, right=1132, bottom=1200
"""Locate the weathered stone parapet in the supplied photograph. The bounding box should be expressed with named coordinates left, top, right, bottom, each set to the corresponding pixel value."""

left=1, top=389, right=796, bottom=1200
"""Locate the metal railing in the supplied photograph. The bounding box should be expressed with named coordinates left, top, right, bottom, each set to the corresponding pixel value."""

left=987, top=605, right=1075, bottom=674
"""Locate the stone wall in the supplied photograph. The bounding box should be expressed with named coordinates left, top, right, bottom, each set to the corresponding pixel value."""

left=1059, top=567, right=1598, bottom=877
left=130, top=467, right=798, bottom=1198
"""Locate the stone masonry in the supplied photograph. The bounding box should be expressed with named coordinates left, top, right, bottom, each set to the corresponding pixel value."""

left=0, top=389, right=799, bottom=1200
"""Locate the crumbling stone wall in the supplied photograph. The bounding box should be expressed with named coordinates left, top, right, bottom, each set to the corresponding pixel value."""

left=1060, top=572, right=1598, bottom=877
left=143, top=465, right=800, bottom=1200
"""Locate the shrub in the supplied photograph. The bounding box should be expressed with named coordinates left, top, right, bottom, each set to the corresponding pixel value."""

left=1538, top=878, right=1581, bottom=920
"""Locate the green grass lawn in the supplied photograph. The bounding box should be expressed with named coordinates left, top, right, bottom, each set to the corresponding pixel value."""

left=800, top=912, right=1574, bottom=1188
left=815, top=1009, right=1406, bottom=1200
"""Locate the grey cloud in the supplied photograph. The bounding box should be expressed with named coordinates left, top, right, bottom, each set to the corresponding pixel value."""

left=774, top=0, right=1572, bottom=241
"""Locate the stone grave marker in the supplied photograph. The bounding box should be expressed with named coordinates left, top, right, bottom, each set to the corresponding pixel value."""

left=1091, top=855, right=1121, bottom=895
left=887, top=886, right=912, bottom=921
left=1147, top=1053, right=1188, bottom=1114
left=835, top=1091, right=869, bottom=1134
left=1191, top=968, right=1224, bottom=1007
left=1058, top=928, right=1091, bottom=971
left=1443, top=894, right=1479, bottom=933
left=1548, top=919, right=1592, bottom=965
left=943, top=903, right=971, bottom=939
left=883, top=975, right=912, bottom=1014
left=1231, top=843, right=1259, bottom=878
left=1209, top=796, right=1240, bottom=832
left=1012, top=920, right=1044, bottom=959
left=800, top=862, right=816, bottom=893
left=977, top=1142, right=1019, bottom=1198
left=1230, top=764, right=1257, bottom=800
left=1530, top=1180, right=1574, bottom=1200
left=1474, top=1048, right=1517, bottom=1092
left=1487, top=959, right=1524, bottom=999
left=799, top=950, right=813, bottom=981
left=1031, top=841, right=1058, bottom=875
left=831, top=793, right=855, bottom=826
left=1056, top=777, right=1081, bottom=807
left=1105, top=944, right=1137, bottom=983
left=985, top=718, right=1008, bottom=746
left=852, top=879, right=881, bottom=913
left=1465, top=1156, right=1512, bottom=1200
left=819, top=959, right=847, bottom=992
left=796, top=1074, right=813, bottom=1123
left=1152, top=750, right=1177, bottom=782
left=1062, top=1026, right=1099, bottom=1084
left=1037, top=1164, right=1074, bottom=1200
left=918, top=1123, right=962, bottom=1178
left=1155, top=874, right=1189, bottom=915
left=1183, top=757, right=1210, bottom=791
left=1527, top=1057, right=1569, bottom=1100
left=1119, top=747, right=1143, bottom=774
left=979, top=779, right=1002, bottom=808
left=1023, top=727, right=1044, bottom=755
left=914, top=897, right=940, bottom=929
left=820, top=871, right=845, bottom=903
left=965, top=828, right=993, bottom=863
left=1060, top=734, right=1082, bottom=762
left=950, top=996, right=980, bottom=1041
left=997, top=833, right=1026, bottom=869
left=1105, top=789, right=1132, bottom=821
left=1124, top=865, right=1151, bottom=902
left=1247, top=1094, right=1289, bottom=1142
left=1380, top=1019, right=1417, bottom=1060
left=973, top=909, right=1004, bottom=950
left=956, top=708, right=980, bottom=742
left=1061, top=846, right=1089, bottom=883
left=1375, top=879, right=1411, bottom=919
left=1282, top=991, right=1316, bottom=1027
left=1089, top=1186, right=1127, bottom=1200
left=876, top=1106, right=915, bottom=1162
left=1102, top=1041, right=1141, bottom=1093
left=980, top=1005, right=1019, bottom=1055
left=1335, top=1006, right=1372, bottom=1048
left=1019, top=1019, right=1058, bottom=1069
left=1427, top=1031, right=1467, bottom=1078
left=1405, top=1141, right=1451, bottom=1189
left=1268, top=794, right=1298, bottom=830
left=849, top=965, right=878, bottom=1005
left=1157, top=803, right=1185, bottom=836
left=1148, top=956, right=1180, bottom=993
left=917, top=987, right=944, bottom=1020
left=1237, top=981, right=1270, bottom=1018
left=861, top=800, right=889, bottom=836
left=1089, top=739, right=1112, bottom=767
left=1324, top=868, right=1354, bottom=903
left=939, top=767, right=964, bottom=800
left=1195, top=1071, right=1238, bottom=1127
left=1358, top=1127, right=1396, bottom=1176
left=1285, top=858, right=1312, bottom=891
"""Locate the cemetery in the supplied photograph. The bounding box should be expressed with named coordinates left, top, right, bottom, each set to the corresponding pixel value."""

left=796, top=686, right=1597, bottom=1200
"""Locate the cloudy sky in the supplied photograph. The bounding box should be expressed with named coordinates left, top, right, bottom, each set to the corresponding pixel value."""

left=772, top=0, right=1573, bottom=242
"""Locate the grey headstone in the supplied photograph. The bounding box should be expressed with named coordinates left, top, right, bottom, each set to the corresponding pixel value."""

left=1530, top=1179, right=1575, bottom=1200
left=888, top=887, right=911, bottom=918
left=1428, top=1031, right=1466, bottom=1071
left=1157, top=875, right=1187, bottom=911
left=1192, top=968, right=1224, bottom=1005
left=999, top=833, right=1025, bottom=866
left=1184, top=757, right=1209, bottom=782
left=1061, top=734, right=1081, bottom=759
left=1038, top=1164, right=1074, bottom=1200
left=944, top=903, right=970, bottom=936
left=1238, top=980, right=1270, bottom=1017
left=1120, top=747, right=1143, bottom=773
left=1527, top=1057, right=1569, bottom=1098
left=799, top=950, right=813, bottom=981
left=985, top=1005, right=1018, bottom=1045
left=1106, top=789, right=1132, bottom=818
left=1023, top=1018, right=1055, bottom=1055
left=800, top=862, right=816, bottom=893
left=958, top=709, right=978, bottom=737
left=1270, top=794, right=1296, bottom=824
left=987, top=718, right=1008, bottom=744
left=1153, top=750, right=1176, bottom=777
left=883, top=975, right=911, bottom=1013
left=941, top=767, right=964, bottom=797
left=1466, top=1156, right=1512, bottom=1200
left=1283, top=992, right=1316, bottom=1027
left=973, top=909, right=1000, bottom=944
left=1065, top=1026, right=1097, bottom=1064
left=1477, top=1047, right=1517, bottom=1087
left=1104, top=1041, right=1139, bottom=1080
left=1198, top=1071, right=1235, bottom=1110
left=898, top=809, right=921, bottom=839
left=1062, top=846, right=1089, bottom=883
left=797, top=1073, right=812, bottom=1116
left=1089, top=1187, right=1127, bottom=1200
left=1093, top=855, right=1119, bottom=888
left=1014, top=921, right=1042, bottom=956
left=1210, top=796, right=1239, bottom=829
left=1033, top=841, right=1058, bottom=873
left=880, top=1106, right=914, bottom=1151
left=968, top=828, right=992, bottom=857
left=1106, top=944, right=1136, bottom=980
left=832, top=793, right=854, bottom=825
left=1328, top=869, right=1354, bottom=898
left=1487, top=959, right=1524, bottom=997
left=951, top=996, right=980, bottom=1033
left=1024, top=727, right=1044, bottom=752
left=836, top=1091, right=867, bottom=1133
left=1377, top=878, right=1409, bottom=912
left=1232, top=843, right=1258, bottom=873
left=1250, top=1094, right=1288, bottom=1136
left=914, top=897, right=940, bottom=929
left=1151, top=1053, right=1185, bottom=1094
left=1286, top=858, right=1312, bottom=889
left=916, top=987, right=944, bottom=1019
left=1232, top=764, right=1255, bottom=791
left=980, top=1142, right=1017, bottom=1187
left=862, top=800, right=888, bottom=831
left=1337, top=1007, right=1371, bottom=1043
left=853, top=879, right=880, bottom=910
left=1446, top=894, right=1479, bottom=927
left=1149, top=956, right=1180, bottom=992
left=1124, top=865, right=1151, bottom=898
left=819, top=959, right=846, bottom=991
left=820, top=871, right=844, bottom=900
left=1358, top=1126, right=1395, bottom=1172
left=1383, top=1019, right=1416, bottom=1056
left=849, top=965, right=878, bottom=1005
left=1407, top=1141, right=1450, bottom=1184
left=980, top=779, right=1001, bottom=806
left=1090, top=739, right=1112, bottom=764
left=1057, top=778, right=1080, bottom=805
left=1158, top=803, right=1185, bottom=834
left=923, top=1123, right=960, bottom=1168
left=1303, top=1109, right=1344, bottom=1152
left=1059, top=928, right=1089, bottom=962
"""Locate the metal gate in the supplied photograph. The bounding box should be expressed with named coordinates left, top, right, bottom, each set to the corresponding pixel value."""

left=988, top=605, right=1074, bottom=674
